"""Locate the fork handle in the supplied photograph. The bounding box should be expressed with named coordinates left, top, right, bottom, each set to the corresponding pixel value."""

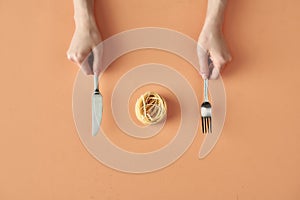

left=204, top=79, right=209, bottom=102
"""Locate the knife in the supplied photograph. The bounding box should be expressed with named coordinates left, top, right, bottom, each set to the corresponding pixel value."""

left=88, top=52, right=103, bottom=136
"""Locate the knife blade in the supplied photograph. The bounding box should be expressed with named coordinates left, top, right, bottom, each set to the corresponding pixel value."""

left=88, top=52, right=103, bottom=136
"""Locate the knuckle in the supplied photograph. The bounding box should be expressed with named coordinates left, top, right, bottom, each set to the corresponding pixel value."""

left=216, top=57, right=227, bottom=66
left=74, top=53, right=85, bottom=63
left=67, top=51, right=82, bottom=63
left=218, top=56, right=227, bottom=65
left=223, top=53, right=232, bottom=62
left=227, top=54, right=232, bottom=62
left=67, top=54, right=72, bottom=61
left=214, top=52, right=231, bottom=65
left=66, top=50, right=73, bottom=60
left=219, top=60, right=226, bottom=66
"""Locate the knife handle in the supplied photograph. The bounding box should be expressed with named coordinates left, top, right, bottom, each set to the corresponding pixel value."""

left=94, top=75, right=99, bottom=93
left=88, top=51, right=100, bottom=93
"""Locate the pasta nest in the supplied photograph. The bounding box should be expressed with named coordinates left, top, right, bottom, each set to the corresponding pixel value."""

left=135, top=92, right=167, bottom=125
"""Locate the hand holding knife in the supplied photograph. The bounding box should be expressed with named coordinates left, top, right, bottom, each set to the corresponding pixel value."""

left=88, top=52, right=103, bottom=136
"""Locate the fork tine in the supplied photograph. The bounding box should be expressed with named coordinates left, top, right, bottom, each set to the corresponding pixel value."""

left=200, top=79, right=212, bottom=134
left=205, top=117, right=209, bottom=133
left=209, top=117, right=212, bottom=133
left=201, top=117, right=205, bottom=134
left=204, top=118, right=207, bottom=134
left=205, top=117, right=208, bottom=133
left=208, top=118, right=211, bottom=133
left=208, top=117, right=211, bottom=133
left=206, top=117, right=209, bottom=133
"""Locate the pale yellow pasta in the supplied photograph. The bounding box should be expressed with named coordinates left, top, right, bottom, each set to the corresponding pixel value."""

left=135, top=92, right=167, bottom=125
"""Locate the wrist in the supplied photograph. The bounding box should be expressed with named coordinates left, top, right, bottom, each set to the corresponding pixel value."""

left=202, top=18, right=223, bottom=35
left=204, top=14, right=223, bottom=28
left=199, top=21, right=223, bottom=47
left=74, top=13, right=97, bottom=29
left=204, top=0, right=226, bottom=29
left=73, top=0, right=95, bottom=28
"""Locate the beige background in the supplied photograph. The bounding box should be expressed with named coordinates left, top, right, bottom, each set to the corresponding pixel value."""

left=1, top=0, right=300, bottom=199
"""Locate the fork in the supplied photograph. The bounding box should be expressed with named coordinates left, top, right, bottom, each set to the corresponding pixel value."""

left=201, top=78, right=212, bottom=133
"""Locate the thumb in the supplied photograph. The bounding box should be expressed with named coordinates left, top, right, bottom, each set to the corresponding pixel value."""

left=92, top=44, right=103, bottom=77
left=197, top=44, right=209, bottom=79
left=79, top=51, right=94, bottom=76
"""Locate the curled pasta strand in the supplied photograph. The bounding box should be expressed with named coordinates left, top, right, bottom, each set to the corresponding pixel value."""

left=135, top=92, right=167, bottom=125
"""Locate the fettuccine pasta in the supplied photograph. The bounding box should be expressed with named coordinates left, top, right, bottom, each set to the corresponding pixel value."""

left=135, top=92, right=167, bottom=125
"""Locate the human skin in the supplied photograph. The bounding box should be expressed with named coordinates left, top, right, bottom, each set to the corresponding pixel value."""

left=67, top=0, right=231, bottom=79
left=67, top=0, right=102, bottom=76
left=198, top=0, right=232, bottom=79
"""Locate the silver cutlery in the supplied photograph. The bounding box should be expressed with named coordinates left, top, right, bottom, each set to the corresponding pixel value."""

left=88, top=52, right=103, bottom=136
left=200, top=78, right=212, bottom=133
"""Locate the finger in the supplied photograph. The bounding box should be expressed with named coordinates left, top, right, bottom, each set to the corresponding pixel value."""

left=210, top=63, right=222, bottom=80
left=209, top=50, right=229, bottom=79
left=67, top=52, right=80, bottom=64
left=197, top=45, right=210, bottom=79
left=92, top=44, right=103, bottom=77
left=66, top=52, right=73, bottom=62
left=80, top=52, right=94, bottom=75
left=68, top=51, right=86, bottom=64
left=208, top=55, right=214, bottom=71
